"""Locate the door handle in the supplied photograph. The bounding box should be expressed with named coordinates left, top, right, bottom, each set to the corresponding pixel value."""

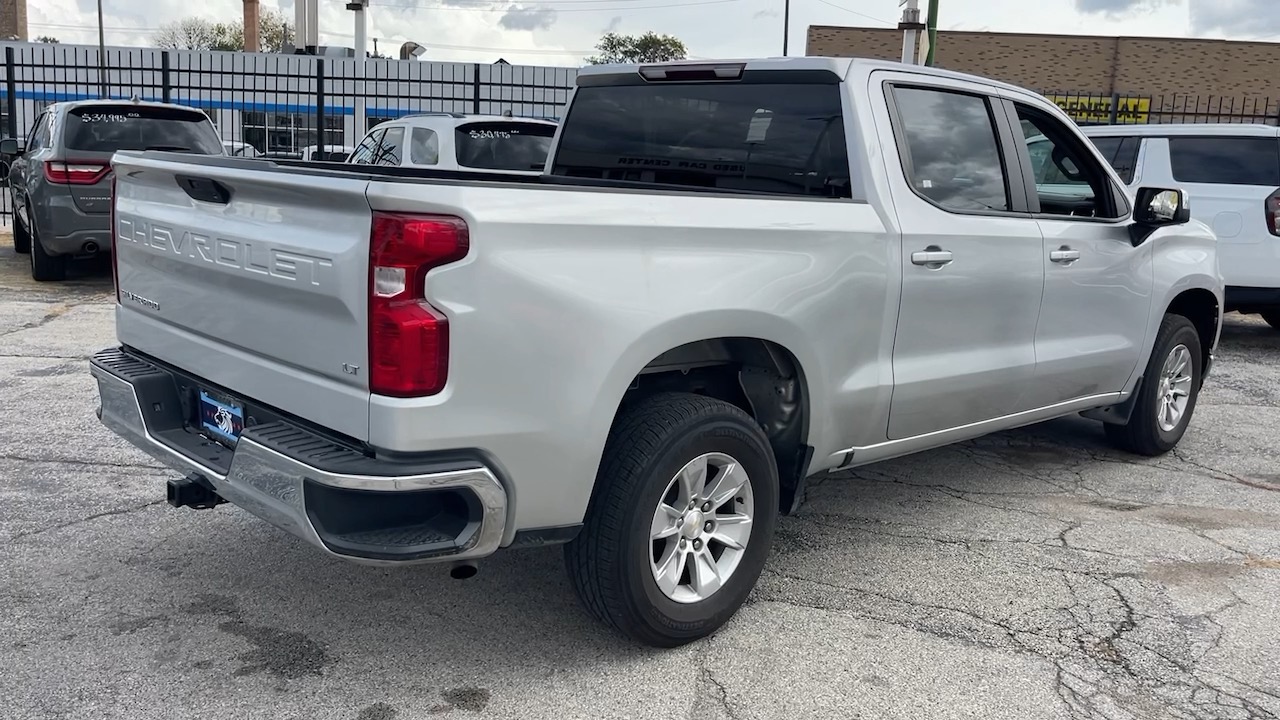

left=911, top=247, right=954, bottom=269
left=1050, top=247, right=1081, bottom=264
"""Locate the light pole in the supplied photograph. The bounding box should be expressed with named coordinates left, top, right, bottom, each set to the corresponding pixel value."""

left=348, top=0, right=369, bottom=141
left=97, top=0, right=107, bottom=97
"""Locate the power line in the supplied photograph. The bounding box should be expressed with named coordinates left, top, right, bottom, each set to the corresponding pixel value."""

left=368, top=0, right=742, bottom=12
left=810, top=0, right=895, bottom=26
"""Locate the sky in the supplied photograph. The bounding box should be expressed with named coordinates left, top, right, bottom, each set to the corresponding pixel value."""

left=23, top=0, right=1280, bottom=68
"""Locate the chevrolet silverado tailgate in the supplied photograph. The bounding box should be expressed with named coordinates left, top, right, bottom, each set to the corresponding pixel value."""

left=111, top=152, right=375, bottom=440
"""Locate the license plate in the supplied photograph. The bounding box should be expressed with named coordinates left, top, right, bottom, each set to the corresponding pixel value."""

left=198, top=389, right=244, bottom=445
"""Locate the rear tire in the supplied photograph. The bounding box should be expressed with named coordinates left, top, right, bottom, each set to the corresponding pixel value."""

left=28, top=216, right=67, bottom=282
left=11, top=196, right=30, bottom=254
left=1261, top=310, right=1280, bottom=331
left=564, top=392, right=778, bottom=647
left=1105, top=314, right=1202, bottom=457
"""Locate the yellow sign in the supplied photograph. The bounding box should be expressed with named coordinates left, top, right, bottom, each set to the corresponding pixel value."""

left=1046, top=95, right=1150, bottom=123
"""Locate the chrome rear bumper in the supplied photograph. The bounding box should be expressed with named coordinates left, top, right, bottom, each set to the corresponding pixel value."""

left=90, top=347, right=508, bottom=566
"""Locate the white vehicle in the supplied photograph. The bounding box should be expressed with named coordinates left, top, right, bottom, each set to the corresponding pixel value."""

left=300, top=144, right=354, bottom=162
left=221, top=140, right=260, bottom=158
left=348, top=113, right=557, bottom=175
left=1078, top=124, right=1280, bottom=329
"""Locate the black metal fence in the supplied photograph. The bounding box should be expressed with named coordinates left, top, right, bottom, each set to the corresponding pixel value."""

left=1042, top=91, right=1280, bottom=126
left=0, top=42, right=577, bottom=222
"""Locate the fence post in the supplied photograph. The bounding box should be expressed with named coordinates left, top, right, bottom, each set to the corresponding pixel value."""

left=316, top=60, right=326, bottom=149
left=161, top=52, right=172, bottom=104
left=5, top=47, right=16, bottom=139
left=472, top=63, right=482, bottom=114
left=1108, top=92, right=1120, bottom=125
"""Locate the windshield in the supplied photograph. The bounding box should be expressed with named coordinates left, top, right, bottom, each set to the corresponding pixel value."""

left=65, top=105, right=223, bottom=154
left=550, top=81, right=850, bottom=197
left=454, top=122, right=555, bottom=171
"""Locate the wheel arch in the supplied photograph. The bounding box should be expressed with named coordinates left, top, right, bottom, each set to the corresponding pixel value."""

left=591, top=312, right=821, bottom=515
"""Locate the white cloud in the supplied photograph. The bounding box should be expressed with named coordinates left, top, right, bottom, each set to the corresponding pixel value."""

left=24, top=0, right=1280, bottom=68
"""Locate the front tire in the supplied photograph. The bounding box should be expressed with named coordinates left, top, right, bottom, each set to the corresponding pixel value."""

left=1105, top=314, right=1202, bottom=456
left=565, top=392, right=779, bottom=647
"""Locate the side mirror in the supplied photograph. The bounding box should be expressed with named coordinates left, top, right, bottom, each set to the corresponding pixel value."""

left=0, top=138, right=21, bottom=156
left=1135, top=187, right=1191, bottom=226
left=1130, top=187, right=1191, bottom=246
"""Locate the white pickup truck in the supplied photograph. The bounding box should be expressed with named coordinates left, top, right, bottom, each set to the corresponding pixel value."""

left=93, top=57, right=1222, bottom=647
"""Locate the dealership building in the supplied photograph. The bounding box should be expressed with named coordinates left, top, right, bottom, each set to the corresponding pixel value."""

left=807, top=26, right=1280, bottom=124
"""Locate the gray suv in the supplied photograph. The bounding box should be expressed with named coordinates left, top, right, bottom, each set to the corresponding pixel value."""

left=2, top=99, right=224, bottom=281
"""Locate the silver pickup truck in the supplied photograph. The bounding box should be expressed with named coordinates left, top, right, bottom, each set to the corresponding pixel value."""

left=92, top=57, right=1223, bottom=647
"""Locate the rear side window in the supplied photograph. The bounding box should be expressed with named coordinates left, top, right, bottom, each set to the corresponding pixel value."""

left=1089, top=136, right=1141, bottom=184
left=552, top=82, right=851, bottom=198
left=65, top=105, right=222, bottom=154
left=891, top=86, right=1009, bottom=212
left=455, top=122, right=554, bottom=172
left=1170, top=137, right=1280, bottom=186
left=410, top=127, right=439, bottom=165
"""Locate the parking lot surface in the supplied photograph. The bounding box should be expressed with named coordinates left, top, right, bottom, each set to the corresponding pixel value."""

left=2, top=242, right=1279, bottom=720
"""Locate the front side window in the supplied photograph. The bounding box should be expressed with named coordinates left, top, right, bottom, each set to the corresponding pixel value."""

left=1170, top=137, right=1280, bottom=186
left=373, top=126, right=405, bottom=166
left=552, top=81, right=851, bottom=198
left=1015, top=103, right=1122, bottom=219
left=350, top=130, right=383, bottom=165
left=892, top=87, right=1009, bottom=212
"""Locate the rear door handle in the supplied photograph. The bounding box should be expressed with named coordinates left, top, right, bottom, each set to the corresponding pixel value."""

left=911, top=247, right=954, bottom=268
left=1049, top=247, right=1081, bottom=264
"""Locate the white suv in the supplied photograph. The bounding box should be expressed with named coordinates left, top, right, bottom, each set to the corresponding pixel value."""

left=1076, top=124, right=1280, bottom=329
left=347, top=113, right=557, bottom=175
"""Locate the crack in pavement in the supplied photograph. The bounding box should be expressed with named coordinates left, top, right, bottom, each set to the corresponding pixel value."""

left=0, top=453, right=166, bottom=472
left=691, top=640, right=740, bottom=720
left=10, top=500, right=165, bottom=541
left=0, top=303, right=73, bottom=339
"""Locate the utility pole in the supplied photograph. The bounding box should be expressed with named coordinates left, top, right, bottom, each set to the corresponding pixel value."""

left=96, top=0, right=107, bottom=97
left=782, top=0, right=790, bottom=56
left=925, top=0, right=939, bottom=66
left=898, top=0, right=924, bottom=65
left=293, top=0, right=307, bottom=52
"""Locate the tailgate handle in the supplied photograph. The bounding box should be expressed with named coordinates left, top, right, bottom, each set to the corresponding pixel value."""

left=175, top=175, right=233, bottom=205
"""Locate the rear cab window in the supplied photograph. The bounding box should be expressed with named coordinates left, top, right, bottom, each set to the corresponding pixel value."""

left=455, top=121, right=555, bottom=171
left=550, top=73, right=851, bottom=198
left=64, top=105, right=223, bottom=154
left=1169, top=137, right=1280, bottom=186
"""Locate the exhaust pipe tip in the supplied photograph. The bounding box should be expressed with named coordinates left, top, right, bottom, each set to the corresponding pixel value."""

left=449, top=561, right=479, bottom=580
left=82, top=241, right=99, bottom=255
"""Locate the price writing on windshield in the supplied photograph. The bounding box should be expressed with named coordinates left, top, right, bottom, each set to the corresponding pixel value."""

left=79, top=113, right=139, bottom=123
left=468, top=130, right=518, bottom=140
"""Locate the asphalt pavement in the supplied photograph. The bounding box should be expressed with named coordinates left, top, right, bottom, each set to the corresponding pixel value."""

left=2, top=242, right=1279, bottom=720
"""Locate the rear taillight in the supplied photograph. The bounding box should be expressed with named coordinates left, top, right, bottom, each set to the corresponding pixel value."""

left=44, top=161, right=111, bottom=185
left=368, top=212, right=470, bottom=397
left=1267, top=190, right=1280, bottom=237
left=110, top=175, right=120, bottom=303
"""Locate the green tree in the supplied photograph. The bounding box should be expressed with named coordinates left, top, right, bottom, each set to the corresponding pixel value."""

left=35, top=35, right=60, bottom=43
left=155, top=11, right=294, bottom=53
left=585, top=32, right=687, bottom=65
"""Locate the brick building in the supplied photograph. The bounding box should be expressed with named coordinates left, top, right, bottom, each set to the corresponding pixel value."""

left=807, top=26, right=1280, bottom=124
